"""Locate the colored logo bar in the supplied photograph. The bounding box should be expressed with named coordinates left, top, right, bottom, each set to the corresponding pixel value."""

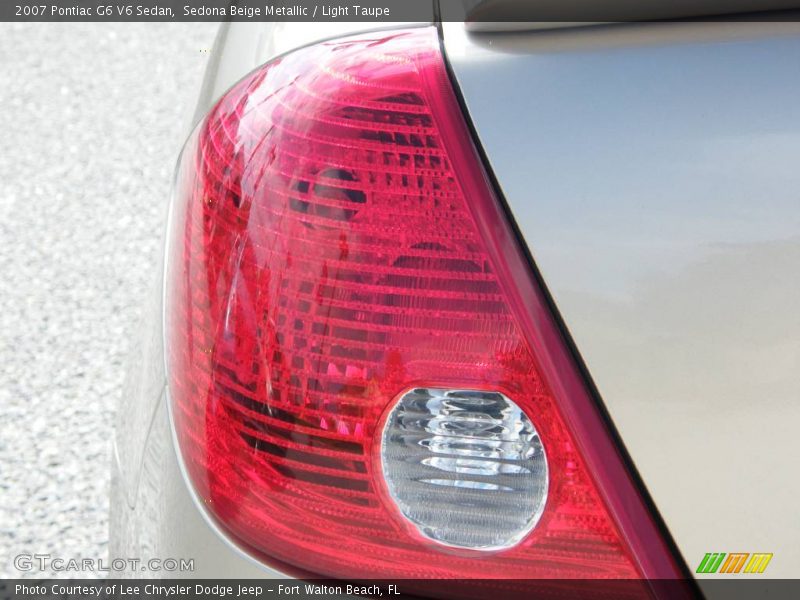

left=696, top=553, right=773, bottom=574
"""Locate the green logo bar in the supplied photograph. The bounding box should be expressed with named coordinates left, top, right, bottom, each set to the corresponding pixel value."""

left=696, top=553, right=726, bottom=573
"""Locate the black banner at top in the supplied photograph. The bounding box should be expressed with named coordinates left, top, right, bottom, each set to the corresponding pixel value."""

left=4, top=0, right=800, bottom=22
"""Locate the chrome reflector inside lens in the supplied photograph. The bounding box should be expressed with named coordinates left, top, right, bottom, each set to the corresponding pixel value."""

left=380, top=388, right=548, bottom=551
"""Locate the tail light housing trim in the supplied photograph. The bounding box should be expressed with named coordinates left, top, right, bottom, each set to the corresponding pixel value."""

left=165, top=25, right=686, bottom=585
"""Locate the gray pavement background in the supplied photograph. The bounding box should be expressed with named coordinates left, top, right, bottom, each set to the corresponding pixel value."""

left=0, top=23, right=218, bottom=577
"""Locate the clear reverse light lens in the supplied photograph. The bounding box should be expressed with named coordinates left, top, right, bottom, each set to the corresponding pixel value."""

left=380, top=388, right=548, bottom=550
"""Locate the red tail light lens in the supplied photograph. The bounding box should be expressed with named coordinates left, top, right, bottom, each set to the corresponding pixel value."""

left=166, top=26, right=682, bottom=582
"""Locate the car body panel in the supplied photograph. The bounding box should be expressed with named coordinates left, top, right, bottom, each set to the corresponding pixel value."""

left=455, top=0, right=800, bottom=27
left=442, top=20, right=800, bottom=578
left=111, top=395, right=278, bottom=577
left=112, top=17, right=800, bottom=584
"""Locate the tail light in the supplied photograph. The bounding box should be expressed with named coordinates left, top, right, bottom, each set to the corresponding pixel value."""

left=166, top=26, right=684, bottom=586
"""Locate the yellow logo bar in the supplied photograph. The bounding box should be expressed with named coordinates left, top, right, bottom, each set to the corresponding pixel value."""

left=744, top=553, right=773, bottom=574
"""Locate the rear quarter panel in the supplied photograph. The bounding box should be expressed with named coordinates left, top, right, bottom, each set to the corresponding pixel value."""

left=442, top=20, right=800, bottom=579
